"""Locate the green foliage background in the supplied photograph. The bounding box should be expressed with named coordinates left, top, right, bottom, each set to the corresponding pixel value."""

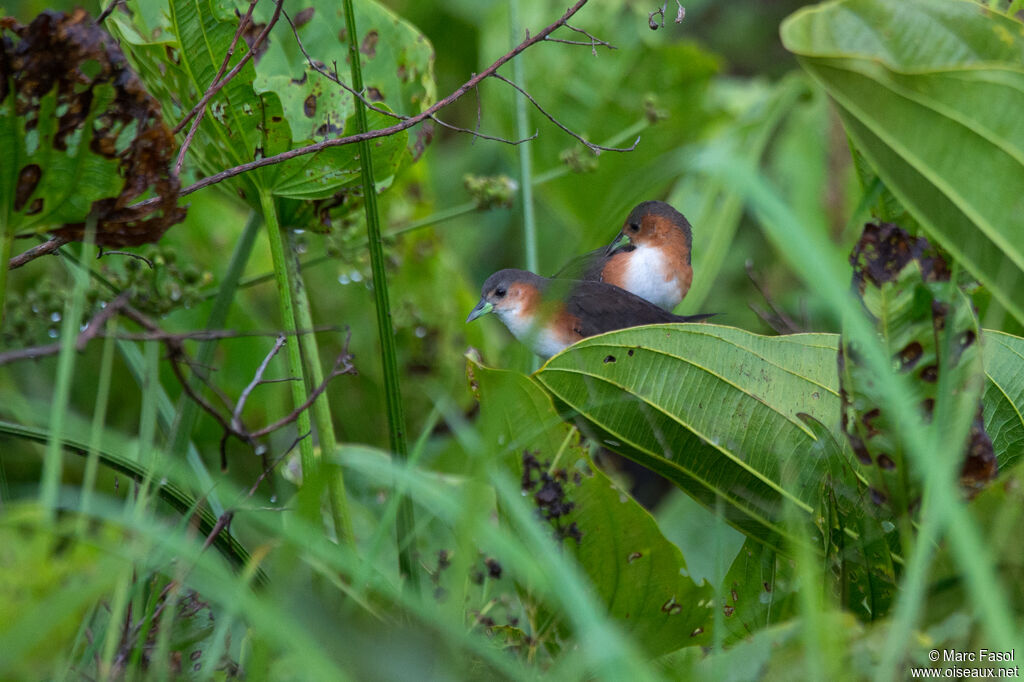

left=1, top=0, right=1022, bottom=679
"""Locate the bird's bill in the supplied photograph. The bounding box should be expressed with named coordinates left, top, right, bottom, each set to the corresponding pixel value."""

left=603, top=232, right=630, bottom=256
left=466, top=299, right=494, bottom=323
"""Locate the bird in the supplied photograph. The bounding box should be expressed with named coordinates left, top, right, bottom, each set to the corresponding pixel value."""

left=555, top=200, right=694, bottom=311
left=466, top=268, right=713, bottom=358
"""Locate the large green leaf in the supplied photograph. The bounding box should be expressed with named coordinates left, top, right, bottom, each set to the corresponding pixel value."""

left=534, top=324, right=1024, bottom=550
left=781, top=0, right=1024, bottom=324
left=535, top=324, right=841, bottom=551
left=469, top=354, right=716, bottom=656
left=108, top=0, right=433, bottom=204
left=982, top=331, right=1024, bottom=470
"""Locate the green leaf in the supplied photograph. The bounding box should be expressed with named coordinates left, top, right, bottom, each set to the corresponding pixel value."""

left=108, top=0, right=434, bottom=204
left=469, top=354, right=716, bottom=656
left=982, top=330, right=1024, bottom=471
left=781, top=0, right=1024, bottom=324
left=535, top=322, right=1022, bottom=550
left=718, top=537, right=796, bottom=643
left=534, top=324, right=842, bottom=551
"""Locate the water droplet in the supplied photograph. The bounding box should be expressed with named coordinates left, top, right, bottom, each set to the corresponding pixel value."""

left=414, top=326, right=427, bottom=338
left=254, top=444, right=267, bottom=456
left=270, top=495, right=277, bottom=504
left=50, top=311, right=61, bottom=322
left=350, top=271, right=363, bottom=282
left=603, top=439, right=620, bottom=447
left=338, top=273, right=351, bottom=285
left=294, top=229, right=305, bottom=235
left=48, top=328, right=58, bottom=338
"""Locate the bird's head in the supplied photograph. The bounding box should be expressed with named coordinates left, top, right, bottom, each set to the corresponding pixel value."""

left=466, top=269, right=545, bottom=326
left=606, top=200, right=693, bottom=257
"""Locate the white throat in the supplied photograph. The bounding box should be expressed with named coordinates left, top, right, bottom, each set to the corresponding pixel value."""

left=621, top=244, right=679, bottom=310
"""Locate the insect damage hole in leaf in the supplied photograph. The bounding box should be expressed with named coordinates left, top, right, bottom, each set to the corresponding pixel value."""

left=1, top=10, right=185, bottom=246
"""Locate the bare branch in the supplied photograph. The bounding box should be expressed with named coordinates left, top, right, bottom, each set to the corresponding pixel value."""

left=491, top=73, right=639, bottom=154
left=173, top=0, right=284, bottom=175
left=128, top=0, right=603, bottom=206
left=0, top=292, right=130, bottom=366
left=745, top=260, right=805, bottom=334
left=282, top=8, right=405, bottom=122
left=8, top=236, right=70, bottom=270
left=97, top=249, right=154, bottom=268
left=96, top=0, right=123, bottom=23
left=249, top=349, right=356, bottom=439
left=232, top=334, right=287, bottom=431
left=429, top=114, right=538, bottom=146
left=547, top=23, right=616, bottom=56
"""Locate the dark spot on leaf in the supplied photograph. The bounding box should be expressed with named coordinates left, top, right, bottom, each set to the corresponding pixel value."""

left=849, top=434, right=872, bottom=465
left=932, top=301, right=949, bottom=331
left=290, top=72, right=307, bottom=86
left=293, top=7, right=315, bottom=27
left=920, top=398, right=935, bottom=419
left=731, top=589, right=738, bottom=603
left=628, top=349, right=635, bottom=357
left=26, top=198, right=44, bottom=215
left=360, top=30, right=378, bottom=57
left=861, top=408, right=881, bottom=438
left=896, top=342, right=923, bottom=372
left=876, top=454, right=895, bottom=470
left=366, top=87, right=383, bottom=102
left=960, top=406, right=997, bottom=495
left=303, top=94, right=316, bottom=118
left=603, top=355, right=616, bottom=363
left=485, top=557, right=502, bottom=579
left=690, top=627, right=703, bottom=637
left=869, top=487, right=887, bottom=505
left=338, top=28, right=348, bottom=43
left=397, top=63, right=408, bottom=81
left=164, top=45, right=180, bottom=64
left=919, top=364, right=938, bottom=383
left=723, top=605, right=735, bottom=617
left=239, top=19, right=269, bottom=62
left=627, top=552, right=642, bottom=563
left=14, top=164, right=42, bottom=211
left=190, top=650, right=202, bottom=661
left=763, top=582, right=772, bottom=592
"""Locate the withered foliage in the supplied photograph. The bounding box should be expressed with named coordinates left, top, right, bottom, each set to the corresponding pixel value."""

left=840, top=222, right=996, bottom=504
left=1, top=9, right=185, bottom=246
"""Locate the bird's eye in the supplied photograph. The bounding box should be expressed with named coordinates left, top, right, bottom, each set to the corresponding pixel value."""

left=494, top=287, right=507, bottom=298
left=628, top=222, right=640, bottom=233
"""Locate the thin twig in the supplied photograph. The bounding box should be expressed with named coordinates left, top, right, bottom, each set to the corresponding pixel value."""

left=173, top=0, right=284, bottom=175
left=8, top=236, right=70, bottom=270
left=491, top=73, right=639, bottom=154
left=547, top=23, right=616, bottom=56
left=129, top=0, right=607, bottom=206
left=96, top=0, right=123, bottom=23
left=0, top=292, right=130, bottom=365
left=97, top=249, right=154, bottom=268
left=282, top=8, right=405, bottom=122
left=429, top=114, right=537, bottom=145
left=232, top=334, right=287, bottom=431
left=745, top=260, right=805, bottom=334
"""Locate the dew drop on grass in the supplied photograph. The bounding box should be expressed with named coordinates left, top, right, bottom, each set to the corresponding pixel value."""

left=50, top=311, right=61, bottom=322
left=338, top=273, right=351, bottom=285
left=48, top=328, right=58, bottom=338
left=415, top=326, right=427, bottom=338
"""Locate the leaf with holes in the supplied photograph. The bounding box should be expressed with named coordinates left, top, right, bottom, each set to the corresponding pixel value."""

left=782, top=0, right=1024, bottom=324
left=107, top=0, right=433, bottom=211
left=534, top=325, right=841, bottom=552
left=469, top=353, right=717, bottom=655
left=839, top=222, right=995, bottom=520
left=0, top=10, right=184, bottom=245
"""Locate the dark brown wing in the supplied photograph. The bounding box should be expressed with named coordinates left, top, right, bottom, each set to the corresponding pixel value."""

left=564, top=280, right=713, bottom=337
left=552, top=247, right=608, bottom=281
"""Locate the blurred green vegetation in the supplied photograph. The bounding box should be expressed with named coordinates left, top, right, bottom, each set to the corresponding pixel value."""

left=1, top=0, right=1022, bottom=679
